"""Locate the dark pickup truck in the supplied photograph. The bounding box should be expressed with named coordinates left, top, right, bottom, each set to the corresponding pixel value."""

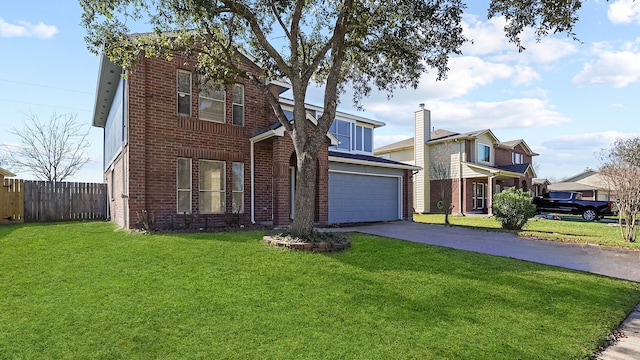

left=533, top=191, right=615, bottom=221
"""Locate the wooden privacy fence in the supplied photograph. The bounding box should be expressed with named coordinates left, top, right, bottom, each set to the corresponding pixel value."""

left=1, top=178, right=24, bottom=224
left=23, top=181, right=107, bottom=222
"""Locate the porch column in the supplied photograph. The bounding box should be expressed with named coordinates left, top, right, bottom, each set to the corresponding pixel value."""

left=487, top=176, right=496, bottom=216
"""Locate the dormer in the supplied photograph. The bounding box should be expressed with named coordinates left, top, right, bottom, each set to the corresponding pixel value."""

left=328, top=113, right=384, bottom=155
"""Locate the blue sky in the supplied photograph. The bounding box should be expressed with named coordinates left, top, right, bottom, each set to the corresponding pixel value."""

left=1, top=0, right=639, bottom=183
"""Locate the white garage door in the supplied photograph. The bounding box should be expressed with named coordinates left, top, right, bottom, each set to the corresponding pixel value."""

left=328, top=172, right=400, bottom=223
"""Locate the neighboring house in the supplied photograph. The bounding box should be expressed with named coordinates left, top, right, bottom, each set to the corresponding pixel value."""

left=548, top=169, right=614, bottom=201
left=91, top=53, right=417, bottom=229
left=375, top=105, right=538, bottom=215
left=532, top=178, right=550, bottom=197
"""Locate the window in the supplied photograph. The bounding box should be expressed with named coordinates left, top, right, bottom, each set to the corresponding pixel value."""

left=232, top=162, right=244, bottom=213
left=478, top=143, right=491, bottom=163
left=177, top=158, right=192, bottom=213
left=199, top=160, right=225, bottom=213
left=199, top=84, right=225, bottom=122
left=512, top=152, right=523, bottom=164
left=110, top=169, right=115, bottom=200
left=329, top=120, right=374, bottom=153
left=363, top=127, right=373, bottom=152
left=473, top=182, right=487, bottom=209
left=330, top=119, right=351, bottom=151
left=232, top=84, right=244, bottom=126
left=177, top=70, right=191, bottom=116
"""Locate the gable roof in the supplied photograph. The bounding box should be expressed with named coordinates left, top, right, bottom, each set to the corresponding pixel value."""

left=548, top=181, right=601, bottom=192
left=0, top=167, right=16, bottom=178
left=465, top=161, right=537, bottom=178
left=374, top=128, right=501, bottom=154
left=561, top=169, right=599, bottom=182
left=533, top=178, right=550, bottom=186
left=497, top=139, right=539, bottom=156
left=374, top=137, right=414, bottom=154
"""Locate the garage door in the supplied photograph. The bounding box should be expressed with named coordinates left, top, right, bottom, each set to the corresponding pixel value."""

left=328, top=172, right=400, bottom=223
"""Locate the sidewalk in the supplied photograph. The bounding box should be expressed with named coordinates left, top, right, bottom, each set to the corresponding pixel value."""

left=329, top=221, right=640, bottom=359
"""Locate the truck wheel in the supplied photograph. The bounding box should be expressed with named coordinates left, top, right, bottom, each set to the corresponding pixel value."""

left=582, top=209, right=597, bottom=221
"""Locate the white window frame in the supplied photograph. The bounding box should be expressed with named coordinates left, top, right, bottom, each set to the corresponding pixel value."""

left=177, top=158, right=192, bottom=214
left=232, top=162, right=244, bottom=214
left=232, top=84, right=244, bottom=126
left=512, top=152, right=523, bottom=164
left=177, top=70, right=192, bottom=117
left=199, top=83, right=225, bottom=123
left=478, top=143, right=491, bottom=163
left=473, top=182, right=487, bottom=209
left=330, top=119, right=374, bottom=154
left=199, top=160, right=226, bottom=214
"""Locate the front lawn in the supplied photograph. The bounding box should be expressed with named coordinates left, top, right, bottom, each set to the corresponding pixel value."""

left=415, top=213, right=640, bottom=250
left=1, top=222, right=639, bottom=359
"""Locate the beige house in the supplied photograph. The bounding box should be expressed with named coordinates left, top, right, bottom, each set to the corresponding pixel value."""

left=549, top=169, right=614, bottom=201
left=375, top=105, right=539, bottom=215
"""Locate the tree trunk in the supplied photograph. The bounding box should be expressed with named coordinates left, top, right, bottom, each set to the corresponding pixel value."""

left=290, top=151, right=318, bottom=239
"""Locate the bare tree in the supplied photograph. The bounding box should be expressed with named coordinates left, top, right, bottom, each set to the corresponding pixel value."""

left=9, top=113, right=90, bottom=182
left=431, top=141, right=454, bottom=225
left=599, top=137, right=640, bottom=242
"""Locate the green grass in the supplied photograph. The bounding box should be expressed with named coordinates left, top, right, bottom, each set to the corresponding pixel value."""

left=415, top=213, right=640, bottom=250
left=1, top=222, right=639, bottom=359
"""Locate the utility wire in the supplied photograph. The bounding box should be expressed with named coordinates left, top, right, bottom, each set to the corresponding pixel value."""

left=0, top=98, right=91, bottom=112
left=0, top=78, right=93, bottom=95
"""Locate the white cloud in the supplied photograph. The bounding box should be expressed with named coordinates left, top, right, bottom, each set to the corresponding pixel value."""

left=0, top=18, right=58, bottom=38
left=534, top=131, right=640, bottom=179
left=427, top=99, right=571, bottom=130
left=540, top=131, right=633, bottom=151
left=461, top=15, right=511, bottom=56
left=421, top=56, right=514, bottom=99
left=462, top=14, right=577, bottom=64
left=362, top=98, right=571, bottom=132
left=512, top=65, right=540, bottom=86
left=610, top=103, right=625, bottom=108
left=608, top=0, right=640, bottom=24
left=572, top=50, right=640, bottom=87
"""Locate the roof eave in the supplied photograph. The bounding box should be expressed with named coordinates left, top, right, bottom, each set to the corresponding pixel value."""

left=329, top=155, right=421, bottom=171
left=92, top=54, right=122, bottom=128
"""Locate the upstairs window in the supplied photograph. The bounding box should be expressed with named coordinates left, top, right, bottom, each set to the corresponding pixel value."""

left=330, top=119, right=351, bottom=151
left=177, top=70, right=192, bottom=116
left=478, top=143, right=491, bottom=163
left=512, top=152, right=523, bottom=164
left=199, top=84, right=225, bottom=123
left=232, top=84, right=244, bottom=126
left=329, top=119, right=374, bottom=153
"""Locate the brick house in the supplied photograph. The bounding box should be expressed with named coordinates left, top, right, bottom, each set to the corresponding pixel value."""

left=375, top=105, right=539, bottom=215
left=91, top=53, right=418, bottom=229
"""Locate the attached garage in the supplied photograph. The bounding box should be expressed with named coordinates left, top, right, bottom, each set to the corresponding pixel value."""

left=327, top=151, right=420, bottom=224
left=329, top=172, right=400, bottom=223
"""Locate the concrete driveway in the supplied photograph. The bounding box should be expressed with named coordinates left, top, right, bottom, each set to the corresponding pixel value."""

left=339, top=220, right=640, bottom=282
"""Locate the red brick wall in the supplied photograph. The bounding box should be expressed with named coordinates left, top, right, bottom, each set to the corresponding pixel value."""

left=124, top=55, right=291, bottom=229
left=403, top=169, right=414, bottom=220
left=494, top=147, right=511, bottom=166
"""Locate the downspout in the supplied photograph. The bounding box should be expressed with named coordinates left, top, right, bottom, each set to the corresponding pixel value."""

left=122, top=71, right=128, bottom=229
left=250, top=138, right=256, bottom=224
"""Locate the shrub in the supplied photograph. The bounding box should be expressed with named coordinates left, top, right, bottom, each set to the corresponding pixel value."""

left=492, top=188, right=536, bottom=230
